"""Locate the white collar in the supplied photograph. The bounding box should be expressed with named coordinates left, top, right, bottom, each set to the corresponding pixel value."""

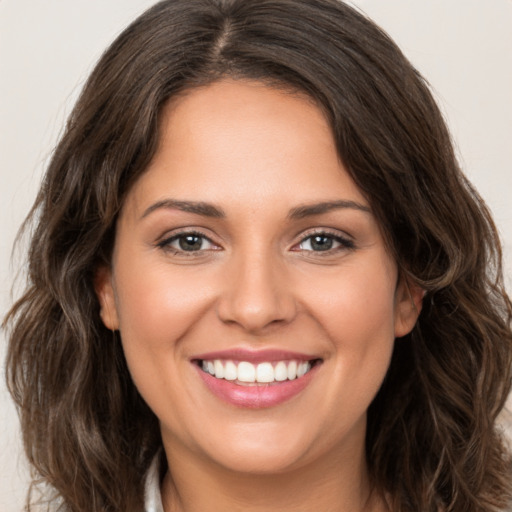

left=144, top=453, right=165, bottom=512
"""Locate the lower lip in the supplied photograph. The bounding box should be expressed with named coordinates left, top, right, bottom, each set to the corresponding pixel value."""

left=195, top=364, right=319, bottom=408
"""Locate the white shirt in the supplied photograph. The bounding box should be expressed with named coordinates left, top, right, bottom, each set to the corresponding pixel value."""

left=144, top=453, right=165, bottom=512
left=142, top=448, right=512, bottom=512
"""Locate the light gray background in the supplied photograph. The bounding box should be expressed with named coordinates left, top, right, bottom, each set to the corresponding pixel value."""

left=1, top=1, right=511, bottom=510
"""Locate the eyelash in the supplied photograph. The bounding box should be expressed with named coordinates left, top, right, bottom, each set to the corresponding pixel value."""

left=156, top=229, right=355, bottom=256
left=293, top=230, right=355, bottom=253
left=156, top=230, right=219, bottom=255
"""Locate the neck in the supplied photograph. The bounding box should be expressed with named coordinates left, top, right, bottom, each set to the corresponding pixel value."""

left=160, top=432, right=386, bottom=512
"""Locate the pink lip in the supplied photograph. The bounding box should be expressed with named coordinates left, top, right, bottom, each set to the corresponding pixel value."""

left=192, top=348, right=317, bottom=364
left=194, top=362, right=321, bottom=409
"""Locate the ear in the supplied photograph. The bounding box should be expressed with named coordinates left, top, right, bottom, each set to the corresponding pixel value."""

left=94, top=265, right=119, bottom=331
left=394, top=278, right=424, bottom=338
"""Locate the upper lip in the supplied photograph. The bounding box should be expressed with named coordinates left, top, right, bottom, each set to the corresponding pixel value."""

left=192, top=348, right=320, bottom=364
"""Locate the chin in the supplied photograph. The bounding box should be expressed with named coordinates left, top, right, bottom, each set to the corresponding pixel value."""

left=190, top=419, right=333, bottom=475
left=207, top=442, right=310, bottom=475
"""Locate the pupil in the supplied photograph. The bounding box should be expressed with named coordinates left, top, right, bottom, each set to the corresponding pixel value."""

left=179, top=235, right=202, bottom=251
left=311, top=235, right=332, bottom=251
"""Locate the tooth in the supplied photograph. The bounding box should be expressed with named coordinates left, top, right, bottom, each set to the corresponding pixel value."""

left=297, top=361, right=308, bottom=377
left=274, top=361, right=288, bottom=382
left=287, top=361, right=297, bottom=380
left=237, top=362, right=256, bottom=383
left=256, top=362, right=274, bottom=383
left=203, top=358, right=312, bottom=383
left=224, top=361, right=237, bottom=381
left=214, top=359, right=224, bottom=379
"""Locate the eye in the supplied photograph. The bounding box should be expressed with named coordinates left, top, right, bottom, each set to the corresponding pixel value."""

left=295, top=232, right=354, bottom=252
left=157, top=231, right=219, bottom=253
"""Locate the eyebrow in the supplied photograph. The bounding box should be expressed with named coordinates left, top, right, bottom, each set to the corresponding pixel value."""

left=288, top=200, right=371, bottom=219
left=141, top=199, right=226, bottom=219
left=140, top=198, right=371, bottom=220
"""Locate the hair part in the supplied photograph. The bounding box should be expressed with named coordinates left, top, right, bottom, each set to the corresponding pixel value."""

left=5, top=1, right=512, bottom=510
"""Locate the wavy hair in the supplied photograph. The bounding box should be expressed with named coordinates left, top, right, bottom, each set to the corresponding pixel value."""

left=5, top=0, right=512, bottom=510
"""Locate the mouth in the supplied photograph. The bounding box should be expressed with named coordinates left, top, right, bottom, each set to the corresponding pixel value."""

left=192, top=350, right=323, bottom=408
left=195, top=358, right=322, bottom=385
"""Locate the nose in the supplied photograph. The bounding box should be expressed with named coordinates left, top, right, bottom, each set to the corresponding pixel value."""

left=216, top=250, right=297, bottom=333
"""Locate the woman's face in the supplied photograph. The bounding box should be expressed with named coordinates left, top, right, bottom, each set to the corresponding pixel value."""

left=97, top=80, right=421, bottom=474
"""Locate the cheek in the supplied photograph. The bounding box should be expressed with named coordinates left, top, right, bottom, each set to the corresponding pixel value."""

left=111, top=258, right=219, bottom=422
left=113, top=259, right=218, bottom=351
left=303, top=256, right=397, bottom=400
left=307, top=258, right=397, bottom=342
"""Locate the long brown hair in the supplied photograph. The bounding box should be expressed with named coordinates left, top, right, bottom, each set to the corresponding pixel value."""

left=5, top=0, right=512, bottom=510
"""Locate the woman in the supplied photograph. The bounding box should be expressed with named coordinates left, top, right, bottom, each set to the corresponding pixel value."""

left=4, top=0, right=512, bottom=510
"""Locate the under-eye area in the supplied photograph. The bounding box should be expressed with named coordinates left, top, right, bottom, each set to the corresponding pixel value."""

left=195, top=358, right=323, bottom=384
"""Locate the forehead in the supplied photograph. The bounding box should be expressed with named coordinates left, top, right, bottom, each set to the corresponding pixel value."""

left=123, top=79, right=368, bottom=217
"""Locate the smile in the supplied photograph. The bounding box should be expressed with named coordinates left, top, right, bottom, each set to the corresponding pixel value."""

left=199, top=359, right=315, bottom=384
left=193, top=350, right=323, bottom=408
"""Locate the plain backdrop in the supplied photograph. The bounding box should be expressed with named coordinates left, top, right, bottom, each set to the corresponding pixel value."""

left=1, top=1, right=511, bottom=510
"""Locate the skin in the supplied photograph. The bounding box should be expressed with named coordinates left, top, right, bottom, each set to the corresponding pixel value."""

left=96, top=79, right=423, bottom=511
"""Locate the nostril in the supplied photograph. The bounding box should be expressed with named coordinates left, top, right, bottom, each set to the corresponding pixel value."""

left=215, top=262, right=297, bottom=331
left=216, top=294, right=297, bottom=332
